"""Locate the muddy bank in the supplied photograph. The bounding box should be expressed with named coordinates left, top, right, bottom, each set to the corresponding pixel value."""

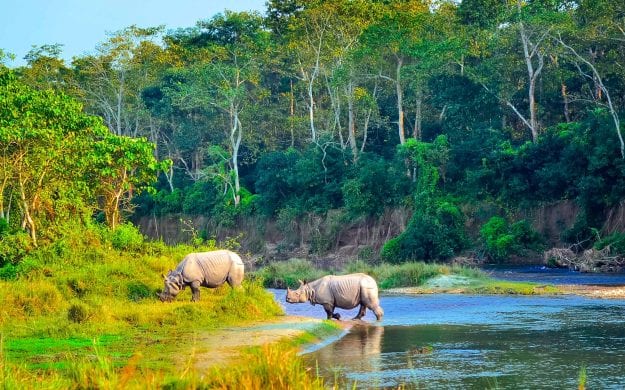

left=188, top=315, right=355, bottom=371
left=188, top=316, right=319, bottom=370
left=386, top=282, right=625, bottom=299
left=559, top=284, right=625, bottom=299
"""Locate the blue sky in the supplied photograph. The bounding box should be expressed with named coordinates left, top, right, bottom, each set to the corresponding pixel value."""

left=0, top=0, right=266, bottom=67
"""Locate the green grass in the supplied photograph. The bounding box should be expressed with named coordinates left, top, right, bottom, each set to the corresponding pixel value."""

left=0, top=222, right=563, bottom=388
left=0, top=224, right=286, bottom=387
left=255, top=258, right=327, bottom=289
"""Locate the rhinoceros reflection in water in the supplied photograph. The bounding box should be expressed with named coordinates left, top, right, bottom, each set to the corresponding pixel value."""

left=308, top=324, right=384, bottom=375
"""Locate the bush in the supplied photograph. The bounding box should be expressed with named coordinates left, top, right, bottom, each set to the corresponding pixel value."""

left=480, top=217, right=542, bottom=261
left=127, top=281, right=153, bottom=302
left=0, top=218, right=9, bottom=237
left=0, top=232, right=33, bottom=267
left=109, top=223, right=144, bottom=251
left=381, top=199, right=466, bottom=263
left=0, top=263, right=18, bottom=280
left=341, top=153, right=411, bottom=218
left=594, top=231, right=625, bottom=255
left=68, top=302, right=90, bottom=323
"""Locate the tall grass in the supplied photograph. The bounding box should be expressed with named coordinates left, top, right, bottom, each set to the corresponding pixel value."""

left=1, top=328, right=331, bottom=389
left=0, top=223, right=286, bottom=386
left=255, top=258, right=327, bottom=288
left=578, top=365, right=587, bottom=390
left=198, top=342, right=326, bottom=389
left=256, top=258, right=489, bottom=289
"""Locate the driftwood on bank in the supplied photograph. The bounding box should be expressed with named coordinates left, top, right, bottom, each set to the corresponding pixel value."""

left=544, top=247, right=625, bottom=273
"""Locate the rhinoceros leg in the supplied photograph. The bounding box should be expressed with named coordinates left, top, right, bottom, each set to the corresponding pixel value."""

left=353, top=304, right=367, bottom=320
left=190, top=281, right=201, bottom=301
left=371, top=305, right=384, bottom=321
left=323, top=304, right=341, bottom=320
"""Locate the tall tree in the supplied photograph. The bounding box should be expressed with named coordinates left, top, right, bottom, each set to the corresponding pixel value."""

left=164, top=12, right=270, bottom=206
left=73, top=26, right=166, bottom=138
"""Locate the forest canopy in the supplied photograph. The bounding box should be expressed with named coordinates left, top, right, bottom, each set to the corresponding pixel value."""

left=3, top=0, right=625, bottom=264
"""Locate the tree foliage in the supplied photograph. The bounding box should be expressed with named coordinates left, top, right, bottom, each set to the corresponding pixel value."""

left=7, top=0, right=625, bottom=261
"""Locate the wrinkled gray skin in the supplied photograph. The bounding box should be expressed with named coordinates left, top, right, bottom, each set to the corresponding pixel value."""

left=285, top=273, right=384, bottom=321
left=159, top=250, right=244, bottom=302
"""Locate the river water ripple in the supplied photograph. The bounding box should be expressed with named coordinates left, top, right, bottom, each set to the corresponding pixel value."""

left=270, top=275, right=625, bottom=389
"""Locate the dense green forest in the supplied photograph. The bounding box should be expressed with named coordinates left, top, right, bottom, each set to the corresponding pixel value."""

left=3, top=0, right=625, bottom=268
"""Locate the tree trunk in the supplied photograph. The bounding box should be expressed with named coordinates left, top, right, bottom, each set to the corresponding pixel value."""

left=18, top=177, right=37, bottom=246
left=346, top=80, right=358, bottom=163
left=231, top=109, right=243, bottom=206
left=414, top=88, right=423, bottom=140
left=562, top=83, right=571, bottom=123
left=519, top=20, right=544, bottom=142
left=290, top=79, right=295, bottom=148
left=396, top=56, right=405, bottom=145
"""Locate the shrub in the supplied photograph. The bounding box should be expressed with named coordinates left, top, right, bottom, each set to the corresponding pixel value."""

left=0, top=232, right=33, bottom=267
left=594, top=231, right=625, bottom=255
left=0, top=218, right=9, bottom=237
left=127, top=281, right=153, bottom=302
left=0, top=263, right=17, bottom=280
left=480, top=217, right=542, bottom=261
left=68, top=302, right=90, bottom=323
left=342, top=153, right=411, bottom=218
left=109, top=223, right=144, bottom=251
left=381, top=199, right=466, bottom=263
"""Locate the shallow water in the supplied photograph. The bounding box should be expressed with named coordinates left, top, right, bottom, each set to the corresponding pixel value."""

left=483, top=264, right=625, bottom=286
left=270, top=288, right=625, bottom=389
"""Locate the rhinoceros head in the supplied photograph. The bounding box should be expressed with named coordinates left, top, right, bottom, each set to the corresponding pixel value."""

left=285, top=280, right=309, bottom=304
left=159, top=271, right=183, bottom=302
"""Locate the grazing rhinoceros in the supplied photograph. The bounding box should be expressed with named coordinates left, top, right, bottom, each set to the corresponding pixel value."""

left=285, top=273, right=384, bottom=321
left=159, top=250, right=244, bottom=302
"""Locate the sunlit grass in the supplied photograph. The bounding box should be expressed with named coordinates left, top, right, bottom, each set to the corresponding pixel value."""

left=0, top=227, right=286, bottom=387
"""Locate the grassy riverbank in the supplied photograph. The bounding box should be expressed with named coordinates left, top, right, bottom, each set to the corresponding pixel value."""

left=256, top=258, right=563, bottom=295
left=0, top=224, right=561, bottom=388
left=0, top=225, right=334, bottom=388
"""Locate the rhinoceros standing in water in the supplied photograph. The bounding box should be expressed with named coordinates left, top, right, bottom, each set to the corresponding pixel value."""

left=285, top=273, right=384, bottom=321
left=159, top=250, right=244, bottom=302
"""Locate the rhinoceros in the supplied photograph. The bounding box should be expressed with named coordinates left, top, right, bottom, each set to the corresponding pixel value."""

left=159, top=250, right=244, bottom=302
left=285, top=273, right=384, bottom=321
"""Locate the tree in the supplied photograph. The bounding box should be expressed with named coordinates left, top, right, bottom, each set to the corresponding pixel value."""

left=19, top=44, right=74, bottom=91
left=360, top=2, right=430, bottom=145
left=72, top=25, right=167, bottom=138
left=89, top=133, right=168, bottom=229
left=0, top=70, right=103, bottom=244
left=0, top=70, right=168, bottom=243
left=164, top=12, right=270, bottom=206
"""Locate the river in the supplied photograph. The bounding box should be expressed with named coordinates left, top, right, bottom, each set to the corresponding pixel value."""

left=270, top=268, right=625, bottom=389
